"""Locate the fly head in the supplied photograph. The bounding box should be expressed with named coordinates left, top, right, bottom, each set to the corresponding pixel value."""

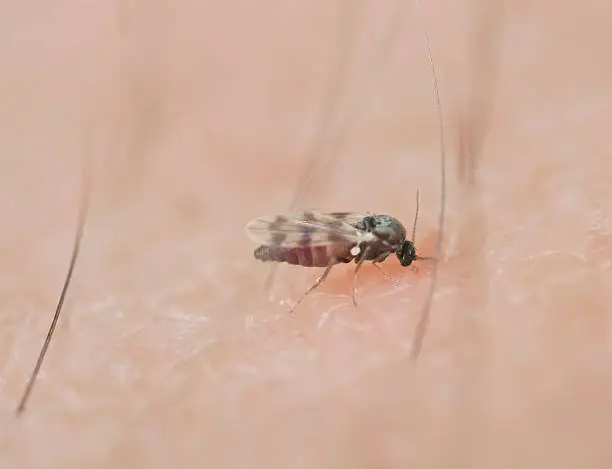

left=397, top=240, right=417, bottom=266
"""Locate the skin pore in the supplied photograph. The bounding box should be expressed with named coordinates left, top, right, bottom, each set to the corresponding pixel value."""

left=2, top=1, right=612, bottom=468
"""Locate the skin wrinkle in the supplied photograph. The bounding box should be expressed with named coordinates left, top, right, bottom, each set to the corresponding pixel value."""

left=2, top=1, right=612, bottom=468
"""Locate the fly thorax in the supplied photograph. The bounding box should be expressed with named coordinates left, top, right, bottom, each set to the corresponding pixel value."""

left=360, top=215, right=407, bottom=247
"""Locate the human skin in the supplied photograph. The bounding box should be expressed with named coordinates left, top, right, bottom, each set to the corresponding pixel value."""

left=1, top=0, right=612, bottom=468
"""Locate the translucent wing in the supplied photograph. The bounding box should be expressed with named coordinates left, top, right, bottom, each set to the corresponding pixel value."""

left=245, top=211, right=369, bottom=247
left=326, top=212, right=372, bottom=228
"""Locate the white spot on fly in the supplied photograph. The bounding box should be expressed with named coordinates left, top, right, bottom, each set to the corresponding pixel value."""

left=350, top=245, right=361, bottom=256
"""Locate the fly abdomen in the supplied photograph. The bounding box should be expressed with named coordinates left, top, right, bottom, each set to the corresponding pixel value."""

left=254, top=245, right=351, bottom=267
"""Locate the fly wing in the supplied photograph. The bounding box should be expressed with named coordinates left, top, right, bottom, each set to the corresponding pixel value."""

left=245, top=211, right=366, bottom=248
left=326, top=212, right=373, bottom=228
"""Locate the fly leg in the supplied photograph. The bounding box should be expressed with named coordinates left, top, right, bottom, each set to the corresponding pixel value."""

left=289, top=261, right=334, bottom=313
left=373, top=263, right=402, bottom=288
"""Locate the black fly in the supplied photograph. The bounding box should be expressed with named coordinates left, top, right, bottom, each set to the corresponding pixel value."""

left=246, top=191, right=431, bottom=312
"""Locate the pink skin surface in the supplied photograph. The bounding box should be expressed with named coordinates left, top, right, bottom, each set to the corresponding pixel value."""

left=2, top=0, right=612, bottom=467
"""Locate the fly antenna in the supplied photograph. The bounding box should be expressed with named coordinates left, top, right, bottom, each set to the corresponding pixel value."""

left=15, top=157, right=93, bottom=416
left=411, top=189, right=420, bottom=244
left=410, top=0, right=447, bottom=361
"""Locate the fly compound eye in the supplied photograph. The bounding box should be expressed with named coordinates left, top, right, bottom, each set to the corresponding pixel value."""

left=398, top=241, right=416, bottom=266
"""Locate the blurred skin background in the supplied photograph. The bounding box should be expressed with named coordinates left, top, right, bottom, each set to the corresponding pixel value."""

left=1, top=0, right=612, bottom=468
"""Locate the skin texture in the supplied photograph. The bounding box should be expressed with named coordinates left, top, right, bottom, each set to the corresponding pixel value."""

left=1, top=0, right=612, bottom=468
